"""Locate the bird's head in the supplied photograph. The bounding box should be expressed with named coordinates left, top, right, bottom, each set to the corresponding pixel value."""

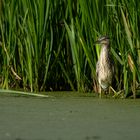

left=94, top=36, right=110, bottom=46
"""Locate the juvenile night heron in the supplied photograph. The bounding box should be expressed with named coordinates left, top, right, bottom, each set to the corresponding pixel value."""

left=95, top=36, right=114, bottom=96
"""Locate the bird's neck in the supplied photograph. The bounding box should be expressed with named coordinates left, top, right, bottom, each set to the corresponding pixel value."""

left=99, top=45, right=110, bottom=61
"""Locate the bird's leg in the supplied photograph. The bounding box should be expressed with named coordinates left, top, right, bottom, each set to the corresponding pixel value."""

left=109, top=86, right=112, bottom=95
left=99, top=86, right=102, bottom=98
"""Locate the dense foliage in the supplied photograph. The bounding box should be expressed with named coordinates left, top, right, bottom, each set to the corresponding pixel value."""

left=0, top=0, right=140, bottom=98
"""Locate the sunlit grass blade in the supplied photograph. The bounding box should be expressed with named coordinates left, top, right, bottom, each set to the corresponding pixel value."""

left=121, top=8, right=134, bottom=54
left=0, top=89, right=50, bottom=97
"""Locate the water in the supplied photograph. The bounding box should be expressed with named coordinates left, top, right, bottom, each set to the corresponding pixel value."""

left=0, top=93, right=140, bottom=140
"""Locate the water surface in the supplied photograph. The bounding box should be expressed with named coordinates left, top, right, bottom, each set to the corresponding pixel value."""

left=0, top=93, right=140, bottom=140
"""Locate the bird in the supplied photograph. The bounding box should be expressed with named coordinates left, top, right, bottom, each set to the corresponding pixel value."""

left=95, top=36, right=114, bottom=97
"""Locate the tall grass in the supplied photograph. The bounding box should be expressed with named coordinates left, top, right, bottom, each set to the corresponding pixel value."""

left=0, top=0, right=140, bottom=98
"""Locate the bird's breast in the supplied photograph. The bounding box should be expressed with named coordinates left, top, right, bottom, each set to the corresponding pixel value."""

left=97, top=50, right=113, bottom=89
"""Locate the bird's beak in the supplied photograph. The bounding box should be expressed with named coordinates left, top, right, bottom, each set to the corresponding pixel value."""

left=93, top=40, right=100, bottom=45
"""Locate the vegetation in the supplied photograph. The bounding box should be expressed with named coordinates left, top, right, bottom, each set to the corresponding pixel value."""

left=0, top=0, right=140, bottom=98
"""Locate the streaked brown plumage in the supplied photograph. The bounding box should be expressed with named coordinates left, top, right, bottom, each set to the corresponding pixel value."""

left=95, top=36, right=114, bottom=95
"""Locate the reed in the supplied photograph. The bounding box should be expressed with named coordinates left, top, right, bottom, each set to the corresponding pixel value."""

left=0, top=0, right=140, bottom=98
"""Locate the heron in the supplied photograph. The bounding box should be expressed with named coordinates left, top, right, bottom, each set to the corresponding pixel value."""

left=95, top=36, right=114, bottom=97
